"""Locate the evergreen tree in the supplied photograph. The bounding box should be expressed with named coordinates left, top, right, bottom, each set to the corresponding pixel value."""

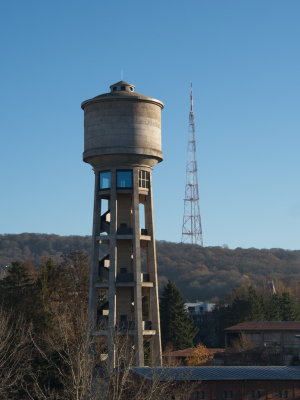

left=0, top=261, right=34, bottom=314
left=229, top=295, right=251, bottom=325
left=246, top=287, right=265, bottom=321
left=34, top=258, right=61, bottom=332
left=228, top=287, right=265, bottom=325
left=279, top=292, right=300, bottom=321
left=160, top=280, right=197, bottom=350
left=266, top=294, right=282, bottom=320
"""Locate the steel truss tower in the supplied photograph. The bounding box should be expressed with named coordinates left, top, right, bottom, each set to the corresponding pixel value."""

left=181, top=84, right=203, bottom=246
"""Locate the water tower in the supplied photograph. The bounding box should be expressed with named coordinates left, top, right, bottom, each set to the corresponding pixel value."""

left=81, top=81, right=163, bottom=366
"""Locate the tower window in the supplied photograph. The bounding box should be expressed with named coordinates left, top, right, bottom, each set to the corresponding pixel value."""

left=121, top=86, right=125, bottom=90
left=100, top=171, right=111, bottom=189
left=139, top=170, right=150, bottom=189
left=117, top=170, right=133, bottom=188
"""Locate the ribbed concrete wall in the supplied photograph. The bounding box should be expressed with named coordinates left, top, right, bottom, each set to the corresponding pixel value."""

left=82, top=83, right=163, bottom=167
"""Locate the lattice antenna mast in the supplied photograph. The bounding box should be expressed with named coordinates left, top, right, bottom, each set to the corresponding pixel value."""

left=181, top=84, right=203, bottom=246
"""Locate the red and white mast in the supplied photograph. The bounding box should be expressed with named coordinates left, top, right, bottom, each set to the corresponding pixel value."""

left=181, top=84, right=204, bottom=246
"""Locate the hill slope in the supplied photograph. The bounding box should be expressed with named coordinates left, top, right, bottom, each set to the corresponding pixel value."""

left=1, top=233, right=300, bottom=301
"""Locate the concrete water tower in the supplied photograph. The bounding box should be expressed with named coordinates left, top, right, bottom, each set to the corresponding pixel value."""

left=81, top=81, right=163, bottom=366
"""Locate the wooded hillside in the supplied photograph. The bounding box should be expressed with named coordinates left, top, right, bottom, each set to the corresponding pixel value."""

left=1, top=233, right=300, bottom=301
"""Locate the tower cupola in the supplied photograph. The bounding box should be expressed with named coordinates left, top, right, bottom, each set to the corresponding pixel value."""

left=109, top=81, right=135, bottom=92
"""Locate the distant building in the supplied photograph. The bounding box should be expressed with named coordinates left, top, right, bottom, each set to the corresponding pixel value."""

left=185, top=302, right=216, bottom=316
left=185, top=302, right=218, bottom=347
left=225, top=321, right=300, bottom=365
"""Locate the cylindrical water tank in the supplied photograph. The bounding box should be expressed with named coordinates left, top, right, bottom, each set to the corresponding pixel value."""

left=81, top=81, right=164, bottom=168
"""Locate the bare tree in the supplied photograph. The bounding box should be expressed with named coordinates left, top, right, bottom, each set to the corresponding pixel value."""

left=27, top=304, right=97, bottom=400
left=105, top=332, right=174, bottom=400
left=0, top=308, right=28, bottom=398
left=225, top=333, right=256, bottom=365
left=230, top=332, right=254, bottom=354
left=28, top=306, right=176, bottom=400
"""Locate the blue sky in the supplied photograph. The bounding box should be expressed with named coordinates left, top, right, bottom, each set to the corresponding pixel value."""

left=1, top=0, right=300, bottom=250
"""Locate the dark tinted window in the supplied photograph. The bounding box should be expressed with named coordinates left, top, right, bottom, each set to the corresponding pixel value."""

left=117, top=170, right=133, bottom=188
left=100, top=172, right=111, bottom=189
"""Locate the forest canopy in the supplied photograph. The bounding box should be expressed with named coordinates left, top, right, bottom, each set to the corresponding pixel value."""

left=1, top=233, right=300, bottom=301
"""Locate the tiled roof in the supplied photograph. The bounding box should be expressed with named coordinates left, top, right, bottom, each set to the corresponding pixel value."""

left=164, top=348, right=225, bottom=357
left=225, top=321, right=300, bottom=331
left=164, top=348, right=195, bottom=357
left=131, top=366, right=300, bottom=381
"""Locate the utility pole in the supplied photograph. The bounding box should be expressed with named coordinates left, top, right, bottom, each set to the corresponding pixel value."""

left=181, top=84, right=203, bottom=246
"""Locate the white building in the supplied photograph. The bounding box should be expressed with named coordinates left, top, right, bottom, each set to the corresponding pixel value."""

left=185, top=302, right=216, bottom=315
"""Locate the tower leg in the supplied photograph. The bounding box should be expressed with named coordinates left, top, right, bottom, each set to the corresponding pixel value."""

left=132, top=168, right=144, bottom=366
left=146, top=172, right=162, bottom=366
left=108, top=168, right=117, bottom=368
left=88, top=170, right=101, bottom=332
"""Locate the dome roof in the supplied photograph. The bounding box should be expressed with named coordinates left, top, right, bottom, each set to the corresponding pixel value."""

left=81, top=81, right=163, bottom=109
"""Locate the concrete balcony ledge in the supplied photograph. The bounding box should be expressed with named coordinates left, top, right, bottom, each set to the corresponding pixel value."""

left=97, top=234, right=110, bottom=243
left=116, top=272, right=134, bottom=282
left=98, top=189, right=110, bottom=196
left=142, top=321, right=156, bottom=335
left=97, top=234, right=152, bottom=241
left=140, top=234, right=151, bottom=241
left=95, top=282, right=109, bottom=288
left=117, top=272, right=150, bottom=282
left=115, top=272, right=154, bottom=287
left=143, top=330, right=156, bottom=336
left=116, top=189, right=133, bottom=194
left=138, top=188, right=149, bottom=195
left=116, top=281, right=135, bottom=287
left=92, top=327, right=156, bottom=336
left=92, top=330, right=108, bottom=336
left=142, top=282, right=154, bottom=287
left=116, top=281, right=154, bottom=288
left=116, top=234, right=133, bottom=240
left=116, top=234, right=134, bottom=240
left=117, top=330, right=135, bottom=335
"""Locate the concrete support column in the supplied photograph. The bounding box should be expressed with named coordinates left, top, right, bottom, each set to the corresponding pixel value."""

left=108, top=168, right=117, bottom=367
left=132, top=167, right=144, bottom=366
left=88, top=169, right=101, bottom=331
left=146, top=170, right=162, bottom=366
